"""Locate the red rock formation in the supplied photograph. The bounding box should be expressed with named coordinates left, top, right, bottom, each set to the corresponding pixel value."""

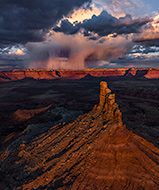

left=0, top=82, right=159, bottom=190
left=0, top=70, right=59, bottom=81
left=12, top=104, right=52, bottom=124
left=0, top=68, right=159, bottom=81
left=127, top=68, right=137, bottom=76
left=144, top=68, right=159, bottom=79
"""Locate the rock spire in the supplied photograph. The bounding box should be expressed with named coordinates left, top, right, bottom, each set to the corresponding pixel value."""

left=97, top=81, right=123, bottom=126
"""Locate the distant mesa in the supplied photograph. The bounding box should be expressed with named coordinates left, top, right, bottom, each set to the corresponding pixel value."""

left=0, top=68, right=159, bottom=81
left=0, top=82, right=159, bottom=189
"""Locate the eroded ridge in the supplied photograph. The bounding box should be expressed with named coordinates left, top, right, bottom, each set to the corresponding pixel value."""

left=0, top=82, right=159, bottom=190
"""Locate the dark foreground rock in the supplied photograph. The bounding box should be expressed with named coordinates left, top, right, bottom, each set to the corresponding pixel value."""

left=12, top=105, right=53, bottom=124
left=0, top=82, right=159, bottom=190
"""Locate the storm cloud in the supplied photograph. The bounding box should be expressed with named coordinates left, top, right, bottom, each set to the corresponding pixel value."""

left=0, top=0, right=158, bottom=70
left=0, top=0, right=91, bottom=46
left=25, top=33, right=132, bottom=70
left=134, top=35, right=159, bottom=47
left=132, top=13, right=159, bottom=47
left=53, top=10, right=151, bottom=38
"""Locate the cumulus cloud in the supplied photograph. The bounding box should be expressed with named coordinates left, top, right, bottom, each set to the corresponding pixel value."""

left=54, top=20, right=82, bottom=35
left=133, top=14, right=159, bottom=46
left=0, top=0, right=91, bottom=46
left=53, top=10, right=151, bottom=38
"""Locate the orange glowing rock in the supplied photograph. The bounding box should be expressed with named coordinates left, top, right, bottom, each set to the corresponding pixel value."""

left=0, top=68, right=159, bottom=81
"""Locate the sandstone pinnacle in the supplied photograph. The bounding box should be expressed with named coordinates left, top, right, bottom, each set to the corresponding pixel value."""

left=97, top=81, right=122, bottom=126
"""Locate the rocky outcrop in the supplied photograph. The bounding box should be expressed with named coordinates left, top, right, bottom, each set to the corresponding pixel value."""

left=0, top=68, right=159, bottom=81
left=12, top=104, right=52, bottom=124
left=144, top=69, right=159, bottom=79
left=0, top=82, right=159, bottom=190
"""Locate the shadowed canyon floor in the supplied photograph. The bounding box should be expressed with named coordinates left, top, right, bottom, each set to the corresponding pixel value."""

left=0, top=74, right=159, bottom=149
left=0, top=81, right=159, bottom=189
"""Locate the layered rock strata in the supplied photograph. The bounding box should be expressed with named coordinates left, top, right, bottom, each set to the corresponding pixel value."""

left=0, top=82, right=159, bottom=190
left=0, top=68, right=159, bottom=81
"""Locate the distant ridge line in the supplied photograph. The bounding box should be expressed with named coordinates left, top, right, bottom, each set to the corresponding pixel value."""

left=0, top=68, right=159, bottom=81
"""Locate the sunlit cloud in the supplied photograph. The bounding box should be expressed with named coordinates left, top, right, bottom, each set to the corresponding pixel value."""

left=53, top=10, right=150, bottom=38
left=64, top=4, right=102, bottom=23
left=134, top=13, right=159, bottom=46
left=8, top=49, right=25, bottom=56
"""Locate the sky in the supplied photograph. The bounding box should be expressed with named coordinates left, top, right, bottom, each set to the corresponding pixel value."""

left=0, top=0, right=159, bottom=70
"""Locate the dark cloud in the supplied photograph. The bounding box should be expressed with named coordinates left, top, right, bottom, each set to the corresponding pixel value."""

left=116, top=59, right=159, bottom=68
left=0, top=59, right=25, bottom=71
left=98, top=38, right=106, bottom=43
left=133, top=20, right=159, bottom=47
left=88, top=36, right=98, bottom=41
left=83, top=30, right=92, bottom=37
left=108, top=44, right=159, bottom=68
left=134, top=38, right=159, bottom=47
left=110, top=53, right=159, bottom=68
left=0, top=0, right=91, bottom=46
left=0, top=54, right=26, bottom=70
left=53, top=20, right=81, bottom=35
left=53, top=10, right=151, bottom=37
left=131, top=45, right=159, bottom=54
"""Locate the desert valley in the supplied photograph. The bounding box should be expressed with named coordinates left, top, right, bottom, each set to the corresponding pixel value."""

left=0, top=69, right=159, bottom=189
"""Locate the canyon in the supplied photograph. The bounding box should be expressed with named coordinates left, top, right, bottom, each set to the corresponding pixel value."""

left=0, top=67, right=159, bottom=81
left=0, top=81, right=159, bottom=189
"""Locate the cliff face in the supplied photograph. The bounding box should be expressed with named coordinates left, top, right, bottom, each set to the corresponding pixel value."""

left=144, top=69, right=159, bottom=79
left=0, top=70, right=58, bottom=81
left=0, top=68, right=159, bottom=81
left=0, top=82, right=159, bottom=190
